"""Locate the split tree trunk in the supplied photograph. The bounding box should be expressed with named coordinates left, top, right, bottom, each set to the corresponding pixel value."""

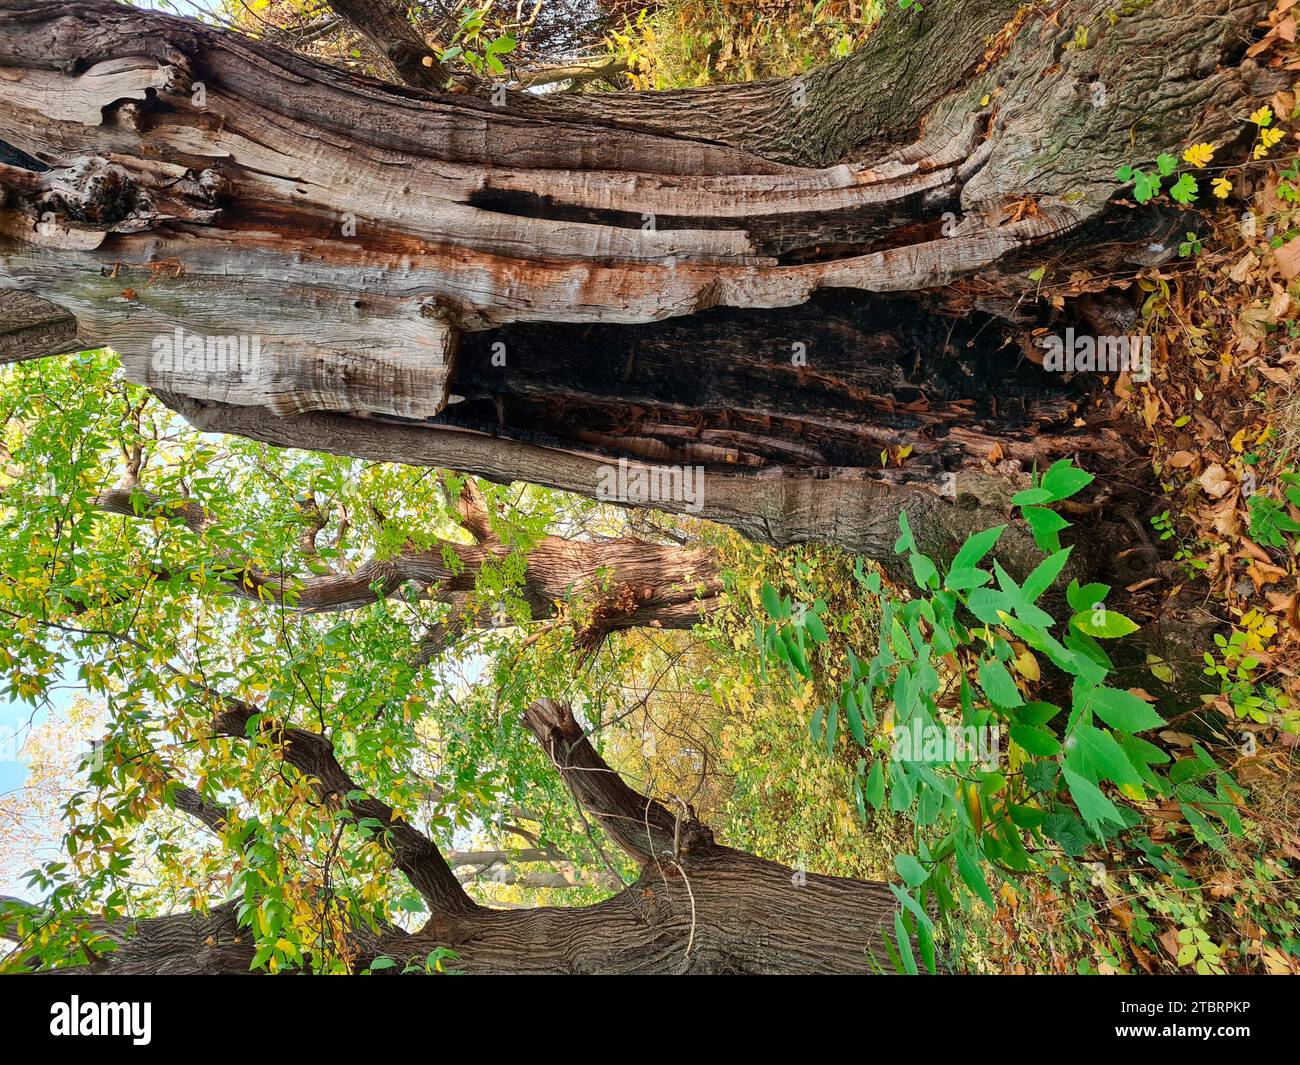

left=0, top=2, right=1273, bottom=681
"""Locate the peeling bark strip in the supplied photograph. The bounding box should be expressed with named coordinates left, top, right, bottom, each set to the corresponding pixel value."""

left=0, top=2, right=1267, bottom=368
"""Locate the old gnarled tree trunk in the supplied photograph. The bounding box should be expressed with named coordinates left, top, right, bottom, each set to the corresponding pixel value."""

left=0, top=0, right=1280, bottom=974
left=0, top=0, right=1273, bottom=707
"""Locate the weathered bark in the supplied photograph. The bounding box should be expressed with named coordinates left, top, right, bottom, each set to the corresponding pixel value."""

left=0, top=1, right=1268, bottom=691
left=0, top=289, right=76, bottom=360
left=322, top=0, right=450, bottom=90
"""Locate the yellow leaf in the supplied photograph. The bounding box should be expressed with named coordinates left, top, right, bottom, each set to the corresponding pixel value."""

left=1250, top=105, right=1274, bottom=127
left=1211, top=176, right=1232, bottom=199
left=1013, top=648, right=1040, bottom=681
left=1182, top=142, right=1215, bottom=167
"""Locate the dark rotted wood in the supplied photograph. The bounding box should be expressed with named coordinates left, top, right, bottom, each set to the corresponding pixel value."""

left=448, top=292, right=1128, bottom=472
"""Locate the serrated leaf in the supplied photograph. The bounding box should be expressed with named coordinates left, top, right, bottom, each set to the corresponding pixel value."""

left=1010, top=722, right=1062, bottom=756
left=1023, top=547, right=1073, bottom=603
left=945, top=566, right=992, bottom=591
left=1071, top=724, right=1144, bottom=789
left=1012, top=486, right=1054, bottom=507
left=978, top=657, right=1024, bottom=708
left=1071, top=609, right=1139, bottom=638
left=1023, top=505, right=1069, bottom=553
left=1064, top=766, right=1126, bottom=835
left=1087, top=686, right=1165, bottom=732
left=952, top=525, right=1006, bottom=570
left=1066, top=579, right=1110, bottom=613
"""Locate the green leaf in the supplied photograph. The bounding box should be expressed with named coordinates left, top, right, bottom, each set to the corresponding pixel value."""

left=1009, top=804, right=1048, bottom=829
left=760, top=583, right=781, bottom=619
left=1067, top=579, right=1111, bottom=613
left=864, top=759, right=885, bottom=809
left=1011, top=486, right=1054, bottom=507
left=1023, top=546, right=1072, bottom=603
left=1071, top=724, right=1144, bottom=789
left=1016, top=701, right=1061, bottom=726
left=1064, top=766, right=1126, bottom=835
left=956, top=838, right=995, bottom=908
left=909, top=551, right=939, bottom=589
left=1087, top=686, right=1165, bottom=733
left=978, top=657, right=1024, bottom=708
left=1024, top=759, right=1059, bottom=793
left=965, top=587, right=1015, bottom=624
left=1042, top=810, right=1089, bottom=855
left=782, top=628, right=811, bottom=679
left=1010, top=722, right=1062, bottom=756
left=951, top=525, right=1006, bottom=570
left=1070, top=608, right=1139, bottom=638
left=890, top=883, right=934, bottom=933
left=1248, top=493, right=1300, bottom=548
left=804, top=612, right=828, bottom=643
left=893, top=911, right=918, bottom=975
left=1133, top=169, right=1161, bottom=203
left=894, top=512, right=915, bottom=554
left=1041, top=459, right=1094, bottom=501
left=1169, top=173, right=1198, bottom=204
left=895, top=853, right=928, bottom=888
left=844, top=689, right=866, bottom=746
left=1023, top=505, right=1069, bottom=553
left=945, top=566, right=992, bottom=591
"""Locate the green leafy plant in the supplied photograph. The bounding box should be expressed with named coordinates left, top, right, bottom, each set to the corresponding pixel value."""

left=1178, top=231, right=1204, bottom=257
left=757, top=458, right=1248, bottom=972
left=439, top=4, right=518, bottom=77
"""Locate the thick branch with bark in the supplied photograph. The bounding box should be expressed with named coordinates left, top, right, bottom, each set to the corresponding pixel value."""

left=20, top=688, right=900, bottom=974
left=208, top=692, right=473, bottom=914
left=323, top=0, right=450, bottom=90
left=92, top=481, right=721, bottom=636
left=523, top=697, right=708, bottom=865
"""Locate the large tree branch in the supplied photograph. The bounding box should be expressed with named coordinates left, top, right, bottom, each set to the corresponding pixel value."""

left=93, top=484, right=463, bottom=612
left=522, top=698, right=715, bottom=867
left=210, top=693, right=474, bottom=915
left=167, top=781, right=230, bottom=836
left=440, top=472, right=495, bottom=545
left=0, top=290, right=78, bottom=363
left=323, top=0, right=450, bottom=90
left=93, top=481, right=720, bottom=642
